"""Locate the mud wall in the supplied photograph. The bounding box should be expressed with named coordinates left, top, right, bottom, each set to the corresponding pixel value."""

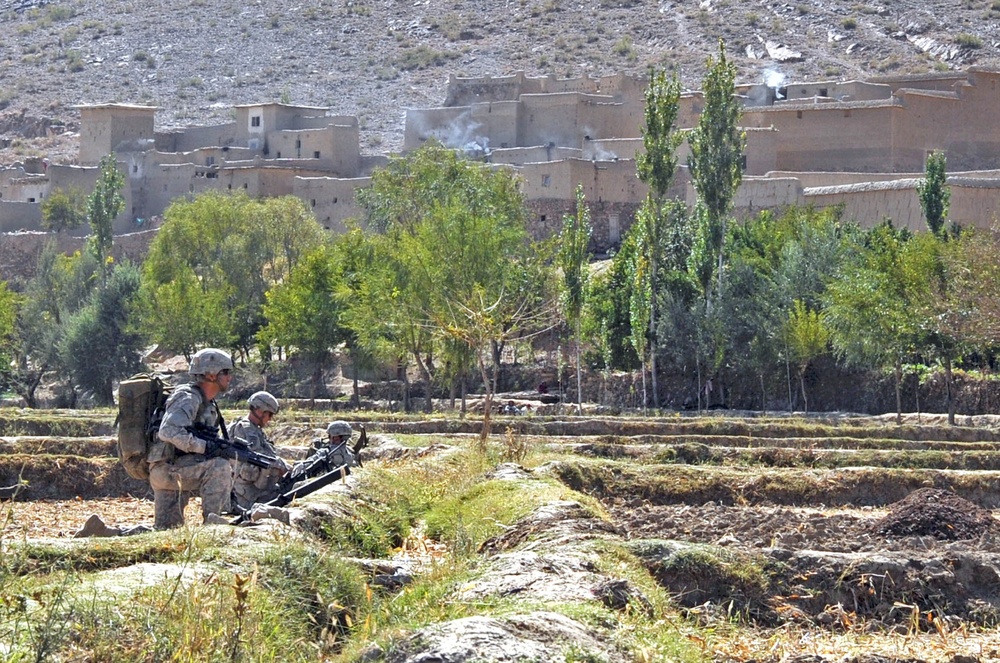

left=0, top=229, right=156, bottom=285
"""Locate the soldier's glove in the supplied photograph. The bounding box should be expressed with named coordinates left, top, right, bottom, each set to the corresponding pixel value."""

left=204, top=439, right=237, bottom=460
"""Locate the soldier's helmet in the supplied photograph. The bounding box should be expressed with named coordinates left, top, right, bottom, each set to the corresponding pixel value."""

left=326, top=421, right=352, bottom=438
left=248, top=391, right=280, bottom=414
left=189, top=348, right=234, bottom=377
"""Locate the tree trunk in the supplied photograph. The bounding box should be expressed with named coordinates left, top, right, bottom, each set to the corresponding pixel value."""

left=575, top=319, right=583, bottom=415
left=945, top=354, right=955, bottom=426
left=799, top=368, right=808, bottom=415
left=894, top=357, right=903, bottom=425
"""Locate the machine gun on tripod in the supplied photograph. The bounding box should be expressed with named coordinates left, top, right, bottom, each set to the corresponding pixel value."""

left=232, top=425, right=368, bottom=525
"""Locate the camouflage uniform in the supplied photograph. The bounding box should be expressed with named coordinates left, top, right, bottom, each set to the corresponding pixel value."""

left=228, top=416, right=291, bottom=511
left=149, top=384, right=234, bottom=529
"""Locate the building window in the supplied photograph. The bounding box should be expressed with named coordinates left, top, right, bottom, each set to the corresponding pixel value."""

left=206, top=156, right=215, bottom=166
left=608, top=214, right=620, bottom=245
left=314, top=151, right=321, bottom=159
left=28, top=197, right=35, bottom=203
left=541, top=174, right=550, bottom=187
left=295, top=139, right=301, bottom=149
left=251, top=116, right=261, bottom=127
left=243, top=183, right=248, bottom=189
left=333, top=197, right=338, bottom=204
left=276, top=152, right=281, bottom=158
left=311, top=199, right=316, bottom=208
left=540, top=214, right=547, bottom=222
left=796, top=110, right=803, bottom=119
left=819, top=88, right=828, bottom=97
left=133, top=165, right=138, bottom=173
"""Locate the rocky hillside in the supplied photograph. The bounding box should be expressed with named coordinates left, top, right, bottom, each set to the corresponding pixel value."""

left=1, top=0, right=999, bottom=164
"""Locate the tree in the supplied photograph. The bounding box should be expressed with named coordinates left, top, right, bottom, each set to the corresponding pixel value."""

left=260, top=243, right=348, bottom=395
left=917, top=150, right=950, bottom=238
left=87, top=154, right=125, bottom=270
left=558, top=185, right=592, bottom=415
left=61, top=262, right=145, bottom=405
left=40, top=187, right=87, bottom=233
left=353, top=143, right=555, bottom=436
left=785, top=299, right=829, bottom=414
left=0, top=282, right=19, bottom=394
left=635, top=67, right=684, bottom=407
left=823, top=222, right=922, bottom=423
left=140, top=191, right=326, bottom=357
left=687, top=40, right=746, bottom=304
left=11, top=243, right=101, bottom=406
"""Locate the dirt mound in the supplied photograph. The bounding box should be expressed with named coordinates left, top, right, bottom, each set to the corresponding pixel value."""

left=870, top=488, right=997, bottom=540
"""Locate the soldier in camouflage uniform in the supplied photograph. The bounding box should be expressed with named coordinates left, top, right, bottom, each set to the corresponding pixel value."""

left=228, top=391, right=292, bottom=512
left=149, top=348, right=237, bottom=529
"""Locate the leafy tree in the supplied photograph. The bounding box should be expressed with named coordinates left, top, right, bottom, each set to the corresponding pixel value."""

left=823, top=222, right=921, bottom=422
left=140, top=191, right=326, bottom=357
left=917, top=150, right=950, bottom=238
left=87, top=154, right=125, bottom=270
left=785, top=299, right=829, bottom=414
left=0, top=282, right=20, bottom=394
left=687, top=40, right=746, bottom=303
left=12, top=243, right=101, bottom=406
left=40, top=187, right=87, bottom=233
left=61, top=262, right=145, bottom=405
left=635, top=67, right=684, bottom=407
left=260, top=243, right=348, bottom=395
left=353, top=143, right=554, bottom=436
left=558, top=185, right=592, bottom=414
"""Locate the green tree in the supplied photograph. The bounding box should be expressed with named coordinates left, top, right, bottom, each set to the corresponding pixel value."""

left=140, top=191, right=326, bottom=357
left=40, top=187, right=87, bottom=233
left=823, top=222, right=922, bottom=423
left=12, top=243, right=101, bottom=406
left=687, top=39, right=746, bottom=303
left=785, top=299, right=829, bottom=414
left=0, top=282, right=20, bottom=394
left=260, top=243, right=347, bottom=395
left=635, top=67, right=684, bottom=406
left=354, top=143, right=554, bottom=436
left=557, top=185, right=592, bottom=414
left=917, top=150, right=950, bottom=238
left=87, top=154, right=125, bottom=270
left=61, top=262, right=145, bottom=405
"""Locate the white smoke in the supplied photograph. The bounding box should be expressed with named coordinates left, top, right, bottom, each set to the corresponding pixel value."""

left=425, top=110, right=491, bottom=157
left=764, top=69, right=786, bottom=99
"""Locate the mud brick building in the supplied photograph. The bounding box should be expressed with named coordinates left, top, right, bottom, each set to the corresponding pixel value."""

left=3, top=67, right=1000, bottom=251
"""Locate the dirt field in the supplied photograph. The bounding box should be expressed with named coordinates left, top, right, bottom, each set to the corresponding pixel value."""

left=4, top=409, right=1000, bottom=661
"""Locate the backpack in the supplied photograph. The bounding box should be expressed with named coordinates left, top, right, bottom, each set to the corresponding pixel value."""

left=116, top=374, right=173, bottom=481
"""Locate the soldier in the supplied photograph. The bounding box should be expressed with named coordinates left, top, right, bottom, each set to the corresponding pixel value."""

left=148, top=348, right=237, bottom=529
left=311, top=420, right=357, bottom=468
left=228, top=391, right=292, bottom=513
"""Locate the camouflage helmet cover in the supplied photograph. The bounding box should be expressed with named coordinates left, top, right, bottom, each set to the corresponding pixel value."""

left=326, top=421, right=352, bottom=438
left=189, top=348, right=234, bottom=377
left=248, top=391, right=280, bottom=414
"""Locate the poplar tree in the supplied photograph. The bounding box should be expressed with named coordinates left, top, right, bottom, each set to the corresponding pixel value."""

left=687, top=40, right=746, bottom=304
left=635, top=67, right=683, bottom=407
left=917, top=150, right=950, bottom=238
left=558, top=185, right=592, bottom=415
left=87, top=154, right=125, bottom=272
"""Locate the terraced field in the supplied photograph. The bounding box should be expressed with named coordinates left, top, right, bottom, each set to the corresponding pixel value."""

left=3, top=406, right=1000, bottom=661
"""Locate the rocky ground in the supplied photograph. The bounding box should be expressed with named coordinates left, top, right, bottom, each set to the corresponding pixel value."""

left=1, top=0, right=1000, bottom=164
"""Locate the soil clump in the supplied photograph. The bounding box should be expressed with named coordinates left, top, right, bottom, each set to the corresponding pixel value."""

left=871, top=487, right=998, bottom=540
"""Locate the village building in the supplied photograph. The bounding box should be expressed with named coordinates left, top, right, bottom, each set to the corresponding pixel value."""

left=2, top=67, right=1000, bottom=250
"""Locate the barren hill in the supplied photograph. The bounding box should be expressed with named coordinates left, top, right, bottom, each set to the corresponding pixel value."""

left=1, top=0, right=999, bottom=164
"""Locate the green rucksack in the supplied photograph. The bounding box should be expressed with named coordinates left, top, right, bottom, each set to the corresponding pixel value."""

left=116, top=374, right=172, bottom=481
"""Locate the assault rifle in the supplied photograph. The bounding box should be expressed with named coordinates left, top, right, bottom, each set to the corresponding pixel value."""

left=187, top=423, right=284, bottom=470
left=232, top=425, right=368, bottom=525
